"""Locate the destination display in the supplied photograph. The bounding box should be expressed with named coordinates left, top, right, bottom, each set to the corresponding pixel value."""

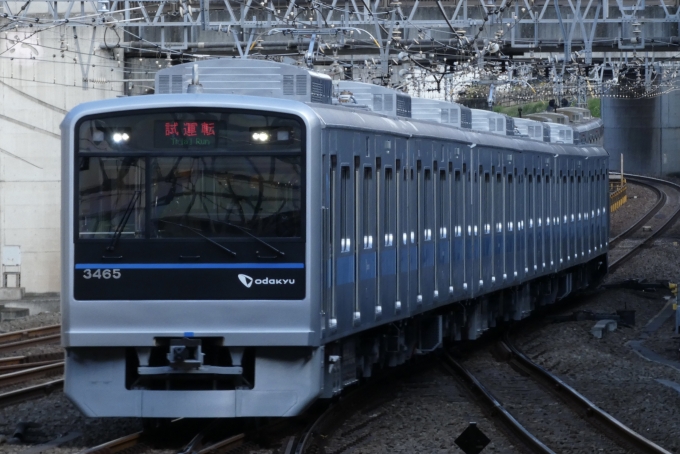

left=154, top=120, right=219, bottom=148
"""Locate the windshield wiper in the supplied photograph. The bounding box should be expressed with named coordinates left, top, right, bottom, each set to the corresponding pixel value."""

left=157, top=220, right=237, bottom=257
left=214, top=220, right=285, bottom=257
left=177, top=216, right=285, bottom=257
left=107, top=191, right=141, bottom=251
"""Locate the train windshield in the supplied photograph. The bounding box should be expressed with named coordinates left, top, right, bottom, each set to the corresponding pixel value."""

left=76, top=109, right=304, bottom=240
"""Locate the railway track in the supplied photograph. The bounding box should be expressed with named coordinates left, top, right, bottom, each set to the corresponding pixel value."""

left=608, top=174, right=680, bottom=271
left=0, top=324, right=61, bottom=354
left=443, top=339, right=671, bottom=454
left=0, top=325, right=64, bottom=407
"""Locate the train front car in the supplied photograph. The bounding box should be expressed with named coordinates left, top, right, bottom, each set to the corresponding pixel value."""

left=61, top=95, right=323, bottom=418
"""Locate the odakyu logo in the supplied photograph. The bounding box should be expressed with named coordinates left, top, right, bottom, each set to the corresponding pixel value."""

left=238, top=274, right=295, bottom=288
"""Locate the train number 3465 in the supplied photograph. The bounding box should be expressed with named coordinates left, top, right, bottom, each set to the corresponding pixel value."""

left=83, top=269, right=121, bottom=279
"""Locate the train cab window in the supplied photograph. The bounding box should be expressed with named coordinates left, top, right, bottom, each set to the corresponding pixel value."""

left=76, top=109, right=305, bottom=241
left=78, top=157, right=146, bottom=239
left=150, top=156, right=301, bottom=238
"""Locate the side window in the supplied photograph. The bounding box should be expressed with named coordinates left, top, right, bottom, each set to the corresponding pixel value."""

left=340, top=165, right=351, bottom=252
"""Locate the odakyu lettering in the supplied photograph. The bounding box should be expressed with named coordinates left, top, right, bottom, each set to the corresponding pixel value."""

left=238, top=274, right=296, bottom=288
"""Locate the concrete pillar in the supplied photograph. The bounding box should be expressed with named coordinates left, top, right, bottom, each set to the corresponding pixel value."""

left=603, top=91, right=680, bottom=177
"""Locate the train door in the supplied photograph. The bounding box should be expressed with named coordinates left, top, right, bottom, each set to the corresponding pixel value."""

left=466, top=146, right=478, bottom=297
left=493, top=155, right=503, bottom=289
left=418, top=152, right=436, bottom=307
left=331, top=133, right=357, bottom=335
left=547, top=165, right=555, bottom=271
left=408, top=146, right=419, bottom=311
left=570, top=167, right=576, bottom=263
left=479, top=153, right=492, bottom=292
left=600, top=163, right=607, bottom=251
left=436, top=145, right=451, bottom=304
left=395, top=138, right=409, bottom=315
left=560, top=171, right=568, bottom=268
left=354, top=135, right=377, bottom=327
left=527, top=165, right=536, bottom=275
left=586, top=168, right=597, bottom=257
left=504, top=157, right=516, bottom=283
left=536, top=167, right=545, bottom=272
left=451, top=148, right=466, bottom=300
left=517, top=157, right=527, bottom=280
left=376, top=141, right=397, bottom=320
left=575, top=166, right=583, bottom=262
left=323, top=150, right=333, bottom=336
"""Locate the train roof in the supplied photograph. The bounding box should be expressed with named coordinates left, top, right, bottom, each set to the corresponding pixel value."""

left=61, top=93, right=606, bottom=160
left=309, top=103, right=605, bottom=158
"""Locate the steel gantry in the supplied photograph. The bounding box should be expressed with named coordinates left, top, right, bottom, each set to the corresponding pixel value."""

left=2, top=0, right=680, bottom=99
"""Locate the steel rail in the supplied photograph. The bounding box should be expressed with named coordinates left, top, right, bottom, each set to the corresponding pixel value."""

left=0, top=333, right=61, bottom=354
left=0, top=324, right=61, bottom=344
left=440, top=351, right=556, bottom=454
left=196, top=433, right=245, bottom=454
left=609, top=178, right=664, bottom=245
left=79, top=431, right=144, bottom=454
left=0, top=356, right=26, bottom=366
left=609, top=174, right=680, bottom=271
left=0, top=378, right=63, bottom=408
left=503, top=337, right=672, bottom=454
left=0, top=359, right=62, bottom=374
left=0, top=361, right=64, bottom=388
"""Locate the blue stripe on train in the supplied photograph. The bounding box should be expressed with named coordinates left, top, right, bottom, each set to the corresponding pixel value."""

left=75, top=263, right=305, bottom=270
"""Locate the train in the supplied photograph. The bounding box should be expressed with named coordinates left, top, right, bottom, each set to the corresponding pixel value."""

left=61, top=58, right=608, bottom=418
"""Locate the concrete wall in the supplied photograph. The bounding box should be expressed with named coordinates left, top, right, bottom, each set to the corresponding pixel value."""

left=0, top=25, right=123, bottom=293
left=603, top=91, right=680, bottom=177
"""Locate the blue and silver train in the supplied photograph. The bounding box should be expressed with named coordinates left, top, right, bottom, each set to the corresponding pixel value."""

left=61, top=59, right=608, bottom=418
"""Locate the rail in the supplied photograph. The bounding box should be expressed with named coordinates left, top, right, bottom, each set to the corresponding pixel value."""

left=0, top=379, right=63, bottom=408
left=79, top=431, right=144, bottom=454
left=441, top=351, right=555, bottom=453
left=0, top=361, right=64, bottom=388
left=503, top=336, right=672, bottom=454
left=0, top=324, right=60, bottom=344
left=609, top=174, right=680, bottom=271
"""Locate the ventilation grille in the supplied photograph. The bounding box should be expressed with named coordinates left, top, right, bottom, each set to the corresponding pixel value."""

left=384, top=94, right=394, bottom=112
left=440, top=109, right=449, bottom=123
left=543, top=125, right=551, bottom=142
left=157, top=75, right=184, bottom=94
left=171, top=75, right=183, bottom=93
left=283, top=75, right=295, bottom=95
left=460, top=107, right=472, bottom=129
left=311, top=76, right=332, bottom=103
left=296, top=75, right=307, bottom=95
left=158, top=75, right=169, bottom=94
left=373, top=94, right=383, bottom=111
left=450, top=109, right=459, bottom=124
left=396, top=95, right=411, bottom=118
left=506, top=117, right=514, bottom=135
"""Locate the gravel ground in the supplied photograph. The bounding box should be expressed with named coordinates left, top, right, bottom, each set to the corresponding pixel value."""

left=323, top=367, right=519, bottom=454
left=506, top=179, right=680, bottom=452
left=609, top=182, right=658, bottom=238
left=0, top=311, right=63, bottom=360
